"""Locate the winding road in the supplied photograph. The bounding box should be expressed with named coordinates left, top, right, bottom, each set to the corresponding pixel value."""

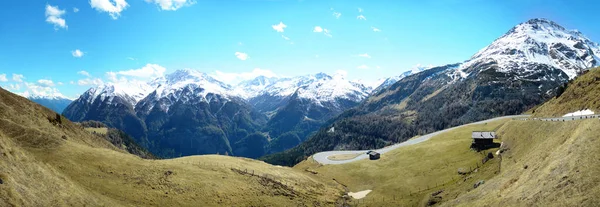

left=313, top=113, right=600, bottom=165
left=312, top=115, right=528, bottom=165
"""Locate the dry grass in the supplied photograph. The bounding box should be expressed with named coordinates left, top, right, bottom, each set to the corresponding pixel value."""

left=327, top=153, right=362, bottom=161
left=443, top=119, right=600, bottom=206
left=85, top=127, right=108, bottom=135
left=533, top=67, right=600, bottom=117
left=295, top=119, right=510, bottom=206
left=0, top=87, right=344, bottom=207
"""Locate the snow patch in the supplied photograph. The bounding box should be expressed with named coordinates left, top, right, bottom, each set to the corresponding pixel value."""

left=348, top=190, right=372, bottom=199
left=563, top=109, right=594, bottom=117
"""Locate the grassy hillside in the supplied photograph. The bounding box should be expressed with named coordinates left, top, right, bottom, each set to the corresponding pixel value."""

left=297, top=117, right=600, bottom=206
left=444, top=119, right=600, bottom=206
left=533, top=67, right=600, bottom=117
left=0, top=87, right=343, bottom=206
left=295, top=119, right=510, bottom=206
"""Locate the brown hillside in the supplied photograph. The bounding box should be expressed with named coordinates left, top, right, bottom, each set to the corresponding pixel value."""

left=0, top=87, right=343, bottom=206
left=533, top=67, right=600, bottom=117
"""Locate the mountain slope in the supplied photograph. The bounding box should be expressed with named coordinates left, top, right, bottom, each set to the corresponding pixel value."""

left=263, top=18, right=600, bottom=166
left=532, top=67, right=600, bottom=117
left=0, top=86, right=344, bottom=206
left=64, top=70, right=268, bottom=158
left=28, top=97, right=72, bottom=113
left=243, top=73, right=371, bottom=154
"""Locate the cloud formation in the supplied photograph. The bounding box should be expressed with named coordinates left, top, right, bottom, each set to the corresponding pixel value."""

left=372, top=27, right=381, bottom=32
left=333, top=12, right=341, bottom=19
left=0, top=74, right=7, bottom=82
left=235, top=52, right=249, bottom=60
left=45, top=4, right=67, bottom=30
left=12, top=74, right=24, bottom=82
left=272, top=22, right=287, bottom=32
left=211, top=68, right=277, bottom=85
left=116, top=64, right=166, bottom=79
left=90, top=0, right=129, bottom=19
left=72, top=49, right=84, bottom=58
left=78, top=71, right=91, bottom=77
left=358, top=53, right=371, bottom=58
left=313, top=26, right=332, bottom=37
left=357, top=15, right=366, bottom=20
left=37, top=79, right=55, bottom=87
left=145, top=0, right=196, bottom=11
left=357, top=65, right=369, bottom=70
left=77, top=78, right=104, bottom=86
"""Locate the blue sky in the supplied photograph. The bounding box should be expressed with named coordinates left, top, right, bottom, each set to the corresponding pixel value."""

left=0, top=0, right=599, bottom=99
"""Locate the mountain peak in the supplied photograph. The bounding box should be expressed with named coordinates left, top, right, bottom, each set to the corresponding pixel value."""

left=463, top=18, right=600, bottom=79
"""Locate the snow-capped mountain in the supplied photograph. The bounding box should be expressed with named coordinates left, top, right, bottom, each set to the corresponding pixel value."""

left=233, top=76, right=281, bottom=99
left=136, top=69, right=236, bottom=115
left=265, top=18, right=600, bottom=166
left=371, top=65, right=432, bottom=94
left=257, top=72, right=370, bottom=104
left=458, top=18, right=600, bottom=79
left=25, top=93, right=73, bottom=113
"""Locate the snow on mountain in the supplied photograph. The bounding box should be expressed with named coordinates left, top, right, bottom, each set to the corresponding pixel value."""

left=460, top=18, right=600, bottom=79
left=82, top=80, right=154, bottom=107
left=22, top=91, right=72, bottom=101
left=136, top=69, right=236, bottom=114
left=233, top=76, right=281, bottom=99
left=371, top=65, right=433, bottom=93
left=152, top=69, right=233, bottom=100
left=241, top=72, right=370, bottom=105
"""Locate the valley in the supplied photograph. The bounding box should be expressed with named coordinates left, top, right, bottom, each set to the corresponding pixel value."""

left=2, top=0, right=600, bottom=205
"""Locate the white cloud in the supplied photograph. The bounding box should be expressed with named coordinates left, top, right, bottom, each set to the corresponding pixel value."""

left=145, top=0, right=196, bottom=11
left=37, top=79, right=55, bottom=87
left=90, top=0, right=129, bottom=19
left=13, top=82, right=68, bottom=99
left=106, top=72, right=118, bottom=82
left=9, top=84, right=20, bottom=90
left=12, top=74, right=24, bottom=82
left=72, top=49, right=84, bottom=58
left=372, top=27, right=381, bottom=32
left=238, top=42, right=243, bottom=46
left=357, top=15, right=366, bottom=20
left=357, top=65, right=369, bottom=70
left=58, top=82, right=64, bottom=86
left=314, top=26, right=332, bottom=37
left=127, top=57, right=136, bottom=61
left=73, top=7, right=79, bottom=13
left=211, top=68, right=277, bottom=85
left=77, top=78, right=104, bottom=86
left=324, top=29, right=332, bottom=37
left=358, top=8, right=363, bottom=13
left=115, top=63, right=166, bottom=79
left=376, top=65, right=381, bottom=69
left=272, top=22, right=287, bottom=32
left=0, top=74, right=7, bottom=82
left=235, top=52, right=249, bottom=61
left=333, top=12, right=341, bottom=19
left=281, top=35, right=290, bottom=40
left=78, top=70, right=91, bottom=77
left=313, top=26, right=323, bottom=33
left=358, top=53, right=371, bottom=58
left=45, top=4, right=67, bottom=30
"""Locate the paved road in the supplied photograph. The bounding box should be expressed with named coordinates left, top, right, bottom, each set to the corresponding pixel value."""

left=313, top=113, right=600, bottom=165
left=312, top=115, right=531, bottom=165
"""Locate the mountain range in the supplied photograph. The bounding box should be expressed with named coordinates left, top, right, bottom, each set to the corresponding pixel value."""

left=64, top=18, right=599, bottom=162
left=263, top=18, right=600, bottom=166
left=25, top=93, right=73, bottom=113
left=63, top=69, right=380, bottom=158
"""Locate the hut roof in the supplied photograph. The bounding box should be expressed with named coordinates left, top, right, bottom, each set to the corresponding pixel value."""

left=472, top=131, right=496, bottom=139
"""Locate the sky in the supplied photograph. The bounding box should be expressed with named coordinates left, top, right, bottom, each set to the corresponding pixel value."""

left=0, top=0, right=599, bottom=99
